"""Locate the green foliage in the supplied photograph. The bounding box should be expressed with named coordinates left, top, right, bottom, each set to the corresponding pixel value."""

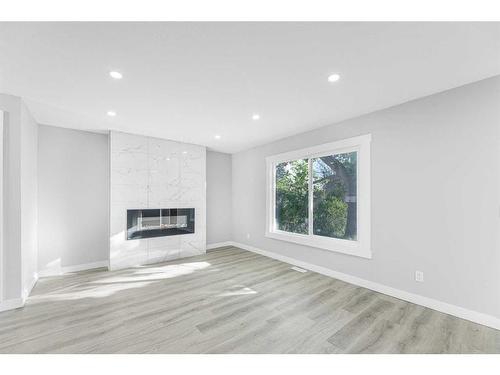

left=312, top=152, right=355, bottom=239
left=313, top=192, right=348, bottom=238
left=275, top=152, right=355, bottom=239
left=275, top=159, right=308, bottom=234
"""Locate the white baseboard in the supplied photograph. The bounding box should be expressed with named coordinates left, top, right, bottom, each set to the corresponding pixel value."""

left=206, top=241, right=234, bottom=250
left=0, top=273, right=39, bottom=313
left=230, top=241, right=500, bottom=331
left=38, top=260, right=109, bottom=278
left=0, top=297, right=24, bottom=312
left=22, top=273, right=39, bottom=301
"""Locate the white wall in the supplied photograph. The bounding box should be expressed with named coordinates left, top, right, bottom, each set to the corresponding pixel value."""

left=0, top=93, right=38, bottom=309
left=0, top=94, right=22, bottom=303
left=20, top=102, right=38, bottom=298
left=206, top=151, right=232, bottom=245
left=0, top=110, right=3, bottom=302
left=109, top=131, right=206, bottom=270
left=38, top=125, right=109, bottom=275
left=231, top=76, right=500, bottom=320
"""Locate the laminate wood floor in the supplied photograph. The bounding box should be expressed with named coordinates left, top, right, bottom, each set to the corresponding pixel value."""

left=1, top=246, right=499, bottom=353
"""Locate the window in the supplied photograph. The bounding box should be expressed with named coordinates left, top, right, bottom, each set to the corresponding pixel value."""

left=266, top=134, right=371, bottom=258
left=275, top=159, right=309, bottom=234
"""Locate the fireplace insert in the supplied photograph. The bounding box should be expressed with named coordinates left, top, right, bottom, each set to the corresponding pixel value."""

left=127, top=208, right=195, bottom=240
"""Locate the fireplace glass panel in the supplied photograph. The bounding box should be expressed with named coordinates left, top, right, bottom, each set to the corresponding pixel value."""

left=127, top=208, right=195, bottom=240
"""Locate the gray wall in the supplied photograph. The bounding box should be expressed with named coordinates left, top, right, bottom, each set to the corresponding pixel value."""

left=20, top=101, right=38, bottom=297
left=232, top=76, right=500, bottom=318
left=206, top=151, right=232, bottom=244
left=0, top=94, right=22, bottom=301
left=38, top=125, right=109, bottom=273
left=0, top=93, right=38, bottom=302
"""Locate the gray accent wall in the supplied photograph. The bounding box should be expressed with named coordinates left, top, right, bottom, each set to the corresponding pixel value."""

left=38, top=125, right=109, bottom=274
left=231, top=76, right=500, bottom=319
left=206, top=151, right=232, bottom=244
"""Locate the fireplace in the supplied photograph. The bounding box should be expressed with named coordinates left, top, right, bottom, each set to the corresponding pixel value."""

left=127, top=208, right=195, bottom=240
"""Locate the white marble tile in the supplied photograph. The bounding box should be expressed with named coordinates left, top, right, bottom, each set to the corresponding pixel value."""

left=109, top=131, right=206, bottom=270
left=110, top=247, right=148, bottom=270
left=109, top=230, right=148, bottom=270
left=180, top=237, right=206, bottom=258
left=149, top=185, right=183, bottom=204
left=112, top=131, right=148, bottom=154
left=148, top=234, right=181, bottom=250
left=147, top=235, right=182, bottom=264
left=111, top=185, right=148, bottom=207
left=111, top=153, right=149, bottom=186
left=148, top=137, right=180, bottom=157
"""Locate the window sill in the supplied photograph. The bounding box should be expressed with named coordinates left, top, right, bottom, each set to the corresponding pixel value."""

left=265, top=230, right=372, bottom=259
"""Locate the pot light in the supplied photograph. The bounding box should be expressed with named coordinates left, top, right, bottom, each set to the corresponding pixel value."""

left=328, top=73, right=340, bottom=83
left=214, top=135, right=221, bottom=140
left=252, top=114, right=260, bottom=121
left=109, top=71, right=123, bottom=79
left=107, top=111, right=116, bottom=117
left=182, top=151, right=187, bottom=154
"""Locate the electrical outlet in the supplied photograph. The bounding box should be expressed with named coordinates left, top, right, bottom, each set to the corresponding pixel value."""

left=415, top=270, right=424, bottom=282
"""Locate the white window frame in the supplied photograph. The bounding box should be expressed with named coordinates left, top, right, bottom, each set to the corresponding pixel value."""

left=0, top=111, right=3, bottom=303
left=265, top=134, right=371, bottom=259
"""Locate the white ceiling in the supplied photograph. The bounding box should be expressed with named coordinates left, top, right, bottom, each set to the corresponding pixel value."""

left=0, top=22, right=499, bottom=153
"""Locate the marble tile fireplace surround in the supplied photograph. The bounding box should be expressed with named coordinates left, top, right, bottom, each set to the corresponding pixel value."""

left=109, top=131, right=206, bottom=270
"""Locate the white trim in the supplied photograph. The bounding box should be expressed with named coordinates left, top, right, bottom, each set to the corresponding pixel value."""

left=0, top=297, right=24, bottom=312
left=22, top=273, right=38, bottom=301
left=307, top=158, right=313, bottom=236
left=62, top=261, right=109, bottom=274
left=38, top=260, right=109, bottom=278
left=206, top=241, right=234, bottom=250
left=265, top=134, right=372, bottom=165
left=265, top=134, right=371, bottom=258
left=230, top=241, right=500, bottom=331
left=265, top=230, right=371, bottom=259
left=0, top=110, right=4, bottom=304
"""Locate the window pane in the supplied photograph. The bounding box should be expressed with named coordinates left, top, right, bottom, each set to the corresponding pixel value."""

left=275, top=159, right=309, bottom=234
left=312, top=152, right=357, bottom=240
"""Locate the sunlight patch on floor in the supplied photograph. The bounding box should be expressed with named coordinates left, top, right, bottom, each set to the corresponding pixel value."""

left=29, top=281, right=153, bottom=302
left=92, top=261, right=211, bottom=284
left=217, top=285, right=257, bottom=297
left=27, top=261, right=212, bottom=303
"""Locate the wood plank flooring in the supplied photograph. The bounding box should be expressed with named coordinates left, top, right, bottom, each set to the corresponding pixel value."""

left=0, top=246, right=499, bottom=353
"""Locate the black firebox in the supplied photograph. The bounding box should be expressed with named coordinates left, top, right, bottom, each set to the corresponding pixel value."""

left=126, top=208, right=195, bottom=240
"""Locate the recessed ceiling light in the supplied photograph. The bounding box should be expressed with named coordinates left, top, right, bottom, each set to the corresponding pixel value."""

left=107, top=111, right=116, bottom=117
left=109, top=71, right=123, bottom=79
left=252, top=114, right=260, bottom=121
left=182, top=151, right=187, bottom=154
left=328, top=73, right=340, bottom=83
left=214, top=135, right=221, bottom=140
